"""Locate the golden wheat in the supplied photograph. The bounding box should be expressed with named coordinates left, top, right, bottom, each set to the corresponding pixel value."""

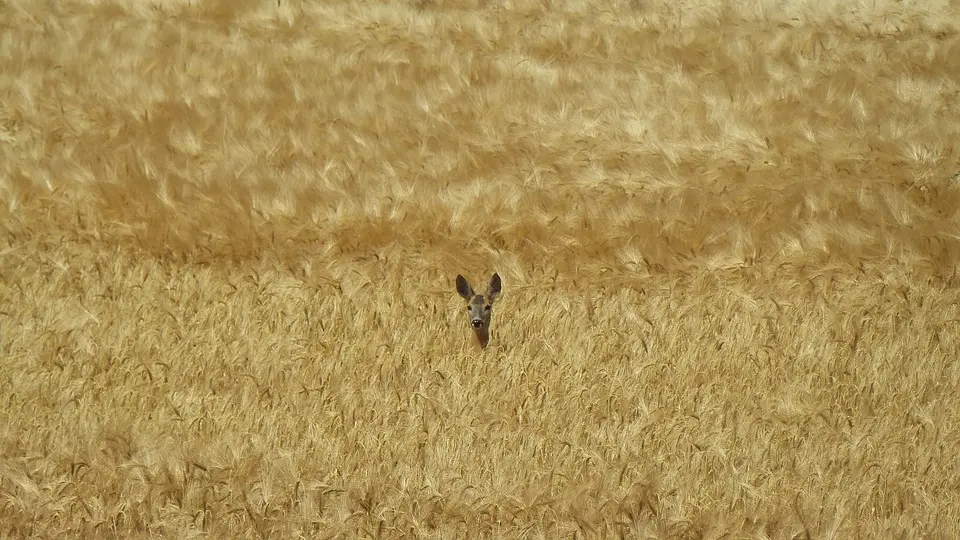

left=1, top=0, right=959, bottom=538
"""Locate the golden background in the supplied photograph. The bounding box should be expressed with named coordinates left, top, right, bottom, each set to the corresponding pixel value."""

left=1, top=0, right=959, bottom=537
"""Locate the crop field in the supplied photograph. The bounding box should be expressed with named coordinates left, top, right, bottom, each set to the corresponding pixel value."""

left=1, top=0, right=959, bottom=538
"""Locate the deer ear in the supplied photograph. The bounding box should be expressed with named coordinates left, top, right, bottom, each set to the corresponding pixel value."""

left=456, top=275, right=474, bottom=300
left=487, top=273, right=502, bottom=301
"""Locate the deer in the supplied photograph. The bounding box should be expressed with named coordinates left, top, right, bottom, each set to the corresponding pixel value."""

left=455, top=273, right=502, bottom=349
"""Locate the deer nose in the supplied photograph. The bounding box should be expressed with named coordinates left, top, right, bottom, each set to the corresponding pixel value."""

left=471, top=319, right=483, bottom=328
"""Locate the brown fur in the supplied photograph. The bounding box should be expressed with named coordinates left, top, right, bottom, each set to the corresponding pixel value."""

left=456, top=273, right=501, bottom=348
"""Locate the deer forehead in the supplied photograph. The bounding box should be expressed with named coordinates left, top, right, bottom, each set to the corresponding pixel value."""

left=470, top=295, right=489, bottom=307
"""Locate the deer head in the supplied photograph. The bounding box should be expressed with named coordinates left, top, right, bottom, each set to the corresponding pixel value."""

left=455, top=273, right=502, bottom=348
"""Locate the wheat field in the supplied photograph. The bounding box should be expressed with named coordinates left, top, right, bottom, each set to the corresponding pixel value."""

left=1, top=0, right=959, bottom=538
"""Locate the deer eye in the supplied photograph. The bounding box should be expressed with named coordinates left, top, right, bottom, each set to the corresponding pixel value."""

left=484, top=306, right=491, bottom=311
left=466, top=307, right=471, bottom=312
